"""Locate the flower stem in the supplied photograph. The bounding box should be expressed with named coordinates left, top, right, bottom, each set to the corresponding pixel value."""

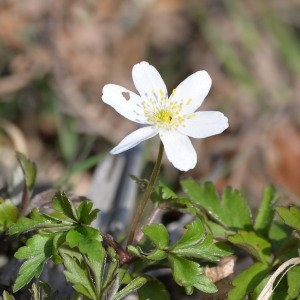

left=126, top=141, right=164, bottom=246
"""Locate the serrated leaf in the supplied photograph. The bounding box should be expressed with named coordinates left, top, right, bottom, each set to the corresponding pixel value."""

left=52, top=191, right=78, bottom=221
left=112, top=276, right=148, bottom=300
left=168, top=254, right=217, bottom=294
left=62, top=253, right=97, bottom=299
left=8, top=209, right=72, bottom=235
left=228, top=262, right=269, bottom=300
left=276, top=206, right=300, bottom=231
left=157, top=182, right=178, bottom=200
left=142, top=224, right=169, bottom=249
left=66, top=227, right=103, bottom=261
left=172, top=234, right=231, bottom=262
left=228, top=231, right=271, bottom=263
left=172, top=218, right=205, bottom=249
left=13, top=234, right=53, bottom=292
left=76, top=200, right=99, bottom=225
left=16, top=152, right=37, bottom=194
left=287, top=265, right=300, bottom=298
left=84, top=250, right=107, bottom=297
left=254, top=186, right=277, bottom=237
left=0, top=198, right=18, bottom=229
left=181, top=180, right=252, bottom=231
left=138, top=277, right=170, bottom=300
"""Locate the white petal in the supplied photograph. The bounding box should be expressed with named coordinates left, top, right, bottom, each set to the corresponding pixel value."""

left=111, top=126, right=158, bottom=154
left=132, top=61, right=168, bottom=100
left=102, top=84, right=148, bottom=124
left=159, top=130, right=197, bottom=171
left=178, top=111, right=228, bottom=138
left=170, top=71, right=212, bottom=114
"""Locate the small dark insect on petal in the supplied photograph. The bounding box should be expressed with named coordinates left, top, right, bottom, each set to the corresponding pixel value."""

left=122, top=92, right=130, bottom=100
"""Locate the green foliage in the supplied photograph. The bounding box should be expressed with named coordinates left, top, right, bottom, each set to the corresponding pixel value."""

left=4, top=154, right=300, bottom=299
left=0, top=198, right=18, bottom=230
left=228, top=262, right=270, bottom=300
left=13, top=234, right=54, bottom=292
left=9, top=191, right=101, bottom=292
left=138, top=277, right=170, bottom=300
left=287, top=265, right=300, bottom=299
left=181, top=180, right=252, bottom=231
left=1, top=290, right=15, bottom=300
left=228, top=231, right=271, bottom=263
left=254, top=185, right=277, bottom=237
left=276, top=206, right=300, bottom=232
left=141, top=218, right=231, bottom=294
left=16, top=152, right=37, bottom=195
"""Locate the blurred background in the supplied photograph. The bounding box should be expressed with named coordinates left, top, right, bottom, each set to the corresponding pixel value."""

left=1, top=0, right=300, bottom=207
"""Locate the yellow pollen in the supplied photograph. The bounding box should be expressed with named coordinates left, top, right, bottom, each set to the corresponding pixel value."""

left=142, top=92, right=195, bottom=130
left=155, top=110, right=173, bottom=123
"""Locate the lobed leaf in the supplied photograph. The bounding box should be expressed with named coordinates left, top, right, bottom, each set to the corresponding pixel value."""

left=8, top=208, right=73, bottom=235
left=168, top=254, right=217, bottom=294
left=52, top=191, right=78, bottom=222
left=13, top=234, right=54, bottom=292
left=276, top=206, right=300, bottom=232
left=172, top=218, right=205, bottom=249
left=142, top=224, right=169, bottom=249
left=62, top=253, right=97, bottom=299
left=66, top=227, right=103, bottom=261
left=76, top=200, right=99, bottom=225
left=228, top=262, right=270, bottom=300
left=112, top=276, right=148, bottom=300
left=181, top=180, right=252, bottom=231
left=172, top=234, right=231, bottom=262
left=228, top=231, right=271, bottom=264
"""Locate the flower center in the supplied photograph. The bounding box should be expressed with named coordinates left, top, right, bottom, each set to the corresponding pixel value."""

left=142, top=89, right=194, bottom=130
left=156, top=110, right=173, bottom=123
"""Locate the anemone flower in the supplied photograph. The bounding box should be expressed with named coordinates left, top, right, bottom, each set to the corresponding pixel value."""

left=102, top=61, right=228, bottom=171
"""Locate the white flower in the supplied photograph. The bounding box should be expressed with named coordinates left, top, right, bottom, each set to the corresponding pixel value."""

left=102, top=61, right=228, bottom=171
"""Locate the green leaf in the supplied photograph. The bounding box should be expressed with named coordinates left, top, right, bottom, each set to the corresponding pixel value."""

left=156, top=182, right=178, bottom=200
left=228, top=262, right=270, bottom=300
left=172, top=218, right=205, bottom=249
left=228, top=231, right=271, bottom=263
left=287, top=265, right=300, bottom=298
left=181, top=180, right=252, bottom=231
left=13, top=234, right=53, bottom=292
left=146, top=249, right=167, bottom=261
left=76, top=200, right=99, bottom=225
left=8, top=208, right=72, bottom=235
left=254, top=185, right=277, bottom=237
left=172, top=234, right=231, bottom=262
left=276, top=206, right=300, bottom=231
left=2, top=290, right=15, bottom=300
left=0, top=198, right=18, bottom=229
left=168, top=254, right=217, bottom=294
left=16, top=152, right=37, bottom=194
left=62, top=253, right=97, bottom=299
left=112, top=276, right=148, bottom=300
left=269, top=221, right=295, bottom=257
left=142, top=224, right=169, bottom=249
left=66, top=227, right=103, bottom=261
left=138, top=277, right=170, bottom=300
left=52, top=191, right=78, bottom=222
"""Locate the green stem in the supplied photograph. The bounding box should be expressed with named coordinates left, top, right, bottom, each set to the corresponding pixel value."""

left=126, top=141, right=164, bottom=246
